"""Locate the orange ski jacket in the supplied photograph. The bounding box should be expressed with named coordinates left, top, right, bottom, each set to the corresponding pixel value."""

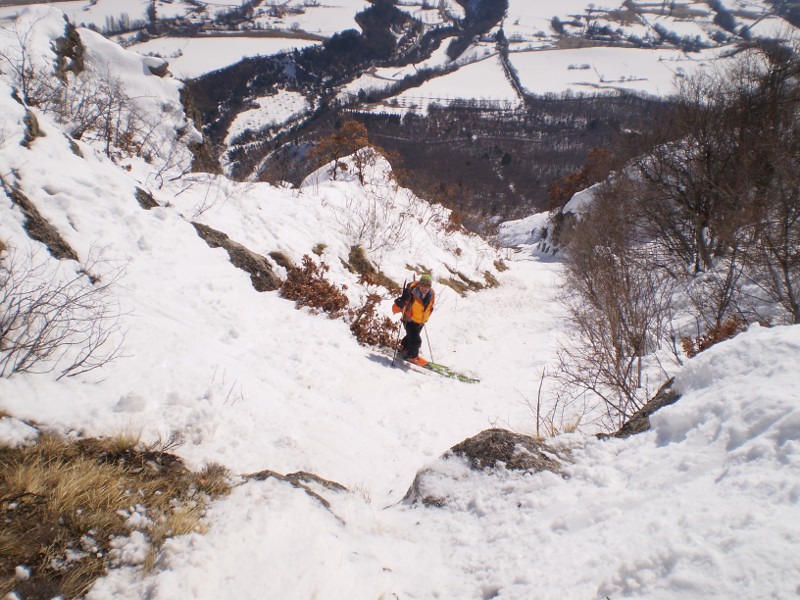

left=392, top=281, right=435, bottom=324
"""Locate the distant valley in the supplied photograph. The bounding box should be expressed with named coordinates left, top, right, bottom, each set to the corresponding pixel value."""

left=2, top=0, right=797, bottom=224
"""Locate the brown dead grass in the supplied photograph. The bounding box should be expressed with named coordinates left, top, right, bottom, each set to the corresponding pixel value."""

left=345, top=246, right=398, bottom=291
left=681, top=317, right=747, bottom=358
left=0, top=430, right=231, bottom=599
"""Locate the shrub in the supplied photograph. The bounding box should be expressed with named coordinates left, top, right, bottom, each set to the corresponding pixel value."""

left=280, top=255, right=349, bottom=318
left=556, top=178, right=675, bottom=429
left=681, top=317, right=746, bottom=358
left=348, top=288, right=399, bottom=348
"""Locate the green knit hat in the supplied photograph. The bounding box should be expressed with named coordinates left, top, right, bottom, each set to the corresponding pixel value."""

left=419, top=274, right=432, bottom=286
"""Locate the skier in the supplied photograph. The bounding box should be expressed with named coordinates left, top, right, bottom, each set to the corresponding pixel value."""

left=392, top=274, right=435, bottom=366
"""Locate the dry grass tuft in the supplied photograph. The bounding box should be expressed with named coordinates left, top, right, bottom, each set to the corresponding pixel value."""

left=268, top=250, right=294, bottom=271
left=493, top=259, right=508, bottom=272
left=0, top=430, right=231, bottom=599
left=95, top=429, right=142, bottom=455
left=437, top=276, right=469, bottom=296
left=483, top=270, right=499, bottom=288
left=193, top=462, right=233, bottom=497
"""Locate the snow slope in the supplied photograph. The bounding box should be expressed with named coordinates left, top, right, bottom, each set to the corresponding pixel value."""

left=0, top=7, right=799, bottom=600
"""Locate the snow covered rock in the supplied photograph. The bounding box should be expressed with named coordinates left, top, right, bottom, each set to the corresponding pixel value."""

left=448, top=428, right=567, bottom=472
left=192, top=222, right=282, bottom=292
left=403, top=428, right=568, bottom=507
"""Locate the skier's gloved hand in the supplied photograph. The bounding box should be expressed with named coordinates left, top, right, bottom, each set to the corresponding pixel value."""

left=394, top=298, right=404, bottom=308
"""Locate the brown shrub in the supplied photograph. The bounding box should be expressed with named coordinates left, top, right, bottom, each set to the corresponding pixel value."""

left=548, top=147, right=613, bottom=211
left=681, top=317, right=747, bottom=358
left=280, top=255, right=349, bottom=318
left=349, top=290, right=400, bottom=348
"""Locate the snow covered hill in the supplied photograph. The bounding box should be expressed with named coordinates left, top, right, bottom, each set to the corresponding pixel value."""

left=0, top=7, right=799, bottom=600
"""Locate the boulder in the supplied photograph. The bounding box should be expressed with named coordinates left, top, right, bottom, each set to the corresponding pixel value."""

left=403, top=428, right=568, bottom=507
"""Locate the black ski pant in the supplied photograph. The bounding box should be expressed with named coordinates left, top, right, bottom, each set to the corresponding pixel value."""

left=400, top=320, right=424, bottom=358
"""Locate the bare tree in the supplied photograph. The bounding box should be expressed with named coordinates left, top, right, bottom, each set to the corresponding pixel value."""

left=549, top=43, right=799, bottom=431
left=739, top=46, right=800, bottom=323
left=743, top=152, right=800, bottom=323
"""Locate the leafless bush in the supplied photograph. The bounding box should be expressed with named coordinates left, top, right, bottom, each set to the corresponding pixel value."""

left=1, top=15, right=83, bottom=111
left=0, top=14, right=49, bottom=103
left=532, top=367, right=582, bottom=438
left=557, top=180, right=674, bottom=428
left=43, top=65, right=159, bottom=160
left=336, top=185, right=413, bottom=254
left=172, top=174, right=253, bottom=219
left=555, top=43, right=800, bottom=431
left=350, top=145, right=383, bottom=186
left=0, top=248, right=125, bottom=379
left=1, top=16, right=169, bottom=162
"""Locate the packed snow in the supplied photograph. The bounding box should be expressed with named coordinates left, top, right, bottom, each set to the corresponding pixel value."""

left=0, top=6, right=799, bottom=600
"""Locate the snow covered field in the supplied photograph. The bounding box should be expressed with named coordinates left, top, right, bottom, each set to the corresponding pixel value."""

left=0, top=6, right=799, bottom=600
left=130, top=36, right=319, bottom=80
left=511, top=45, right=726, bottom=97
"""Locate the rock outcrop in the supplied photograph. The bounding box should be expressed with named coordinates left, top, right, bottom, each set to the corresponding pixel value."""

left=404, top=428, right=568, bottom=507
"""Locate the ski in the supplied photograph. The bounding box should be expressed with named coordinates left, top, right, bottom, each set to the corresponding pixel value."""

left=420, top=359, right=480, bottom=384
left=371, top=348, right=480, bottom=383
left=397, top=355, right=480, bottom=384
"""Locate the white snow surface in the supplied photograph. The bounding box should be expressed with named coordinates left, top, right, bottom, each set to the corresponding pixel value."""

left=0, top=7, right=799, bottom=600
left=226, top=90, right=311, bottom=144
left=512, top=46, right=727, bottom=97
left=130, top=36, right=319, bottom=80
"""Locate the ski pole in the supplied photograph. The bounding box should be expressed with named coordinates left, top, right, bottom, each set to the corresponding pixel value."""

left=391, top=279, right=408, bottom=367
left=391, top=319, right=403, bottom=367
left=423, top=324, right=434, bottom=364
